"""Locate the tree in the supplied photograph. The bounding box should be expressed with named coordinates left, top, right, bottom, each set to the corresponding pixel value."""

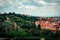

left=2, top=20, right=13, bottom=32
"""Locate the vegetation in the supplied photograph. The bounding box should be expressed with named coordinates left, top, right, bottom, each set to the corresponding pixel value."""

left=0, top=12, right=60, bottom=40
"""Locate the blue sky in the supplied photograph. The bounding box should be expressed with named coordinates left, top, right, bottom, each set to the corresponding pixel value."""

left=0, top=0, right=60, bottom=17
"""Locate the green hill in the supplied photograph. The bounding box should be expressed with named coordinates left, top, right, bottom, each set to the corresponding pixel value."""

left=0, top=13, right=60, bottom=40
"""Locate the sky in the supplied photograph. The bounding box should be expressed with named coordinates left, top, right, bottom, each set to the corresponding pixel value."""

left=0, top=0, right=60, bottom=17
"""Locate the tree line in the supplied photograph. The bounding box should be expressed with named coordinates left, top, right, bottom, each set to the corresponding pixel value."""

left=0, top=12, right=60, bottom=40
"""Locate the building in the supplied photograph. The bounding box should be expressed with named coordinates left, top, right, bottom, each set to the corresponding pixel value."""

left=35, top=17, right=60, bottom=32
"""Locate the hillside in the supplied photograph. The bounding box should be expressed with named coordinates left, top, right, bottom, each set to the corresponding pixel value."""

left=0, top=13, right=60, bottom=40
left=0, top=13, right=41, bottom=38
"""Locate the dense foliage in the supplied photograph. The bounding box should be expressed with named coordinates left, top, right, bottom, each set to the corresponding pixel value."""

left=0, top=13, right=60, bottom=40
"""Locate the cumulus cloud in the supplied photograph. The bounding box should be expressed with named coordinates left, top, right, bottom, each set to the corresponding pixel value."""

left=0, top=0, right=60, bottom=17
left=43, top=0, right=60, bottom=6
left=23, top=6, right=36, bottom=9
left=35, top=0, right=47, bottom=5
left=0, top=0, right=6, bottom=6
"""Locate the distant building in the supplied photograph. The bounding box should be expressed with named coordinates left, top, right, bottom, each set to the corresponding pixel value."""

left=35, top=18, right=60, bottom=32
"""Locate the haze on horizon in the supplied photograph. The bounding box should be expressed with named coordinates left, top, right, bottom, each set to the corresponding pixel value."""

left=0, top=0, right=60, bottom=17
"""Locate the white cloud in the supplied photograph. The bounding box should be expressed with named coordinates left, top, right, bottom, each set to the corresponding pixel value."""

left=0, top=0, right=5, bottom=3
left=0, top=0, right=60, bottom=17
left=35, top=0, right=47, bottom=5
left=18, top=1, right=36, bottom=9
left=6, top=0, right=16, bottom=6
left=38, top=1, right=47, bottom=5
left=22, top=5, right=36, bottom=9
left=0, top=3, right=3, bottom=6
left=50, top=3, right=56, bottom=5
left=0, top=0, right=6, bottom=6
left=35, top=0, right=57, bottom=6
